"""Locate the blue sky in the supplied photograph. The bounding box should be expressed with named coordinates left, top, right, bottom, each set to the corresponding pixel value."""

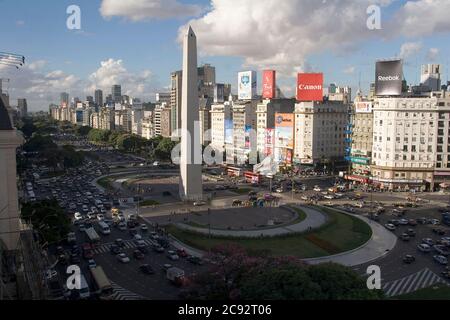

left=1, top=0, right=450, bottom=111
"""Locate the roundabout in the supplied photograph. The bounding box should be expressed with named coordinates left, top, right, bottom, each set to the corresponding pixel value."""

left=162, top=205, right=397, bottom=265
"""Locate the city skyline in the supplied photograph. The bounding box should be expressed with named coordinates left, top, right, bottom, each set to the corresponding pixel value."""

left=1, top=0, right=450, bottom=111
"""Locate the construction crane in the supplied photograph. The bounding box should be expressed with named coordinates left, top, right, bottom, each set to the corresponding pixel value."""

left=0, top=52, right=25, bottom=69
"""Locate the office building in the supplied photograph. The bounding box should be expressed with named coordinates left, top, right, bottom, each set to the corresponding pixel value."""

left=112, top=85, right=121, bottom=103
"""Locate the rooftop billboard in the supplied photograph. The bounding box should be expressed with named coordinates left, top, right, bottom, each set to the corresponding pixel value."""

left=375, top=60, right=403, bottom=96
left=355, top=101, right=373, bottom=113
left=296, top=73, right=323, bottom=102
left=238, top=71, right=257, bottom=100
left=262, top=70, right=276, bottom=99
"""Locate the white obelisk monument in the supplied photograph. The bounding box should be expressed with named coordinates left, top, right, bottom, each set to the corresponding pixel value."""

left=179, top=26, right=203, bottom=201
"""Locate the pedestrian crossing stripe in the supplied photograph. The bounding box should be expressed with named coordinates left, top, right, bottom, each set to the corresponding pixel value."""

left=93, top=239, right=155, bottom=255
left=110, top=282, right=144, bottom=300
left=382, top=268, right=449, bottom=297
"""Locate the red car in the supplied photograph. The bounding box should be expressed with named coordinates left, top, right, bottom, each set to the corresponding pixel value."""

left=82, top=243, right=94, bottom=259
left=177, top=249, right=188, bottom=258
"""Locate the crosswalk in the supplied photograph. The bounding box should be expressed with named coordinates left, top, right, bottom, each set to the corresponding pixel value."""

left=382, top=268, right=448, bottom=297
left=110, top=282, right=144, bottom=300
left=93, top=239, right=155, bottom=255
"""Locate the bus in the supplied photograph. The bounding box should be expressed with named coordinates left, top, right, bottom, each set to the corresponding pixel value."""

left=90, top=266, right=113, bottom=299
left=85, top=227, right=100, bottom=244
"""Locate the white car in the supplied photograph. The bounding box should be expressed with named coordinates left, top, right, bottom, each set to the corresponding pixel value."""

left=116, top=253, right=130, bottom=263
left=87, top=212, right=96, bottom=220
left=417, top=243, right=431, bottom=253
left=96, top=214, right=105, bottom=221
left=422, top=238, right=435, bottom=246
left=313, top=186, right=321, bottom=192
left=431, top=219, right=441, bottom=225
left=87, top=259, right=97, bottom=269
left=74, top=212, right=83, bottom=221
left=384, top=223, right=396, bottom=231
left=398, top=219, right=409, bottom=225
left=133, top=234, right=143, bottom=242
left=324, top=195, right=334, bottom=200
left=167, top=250, right=179, bottom=261
left=193, top=201, right=206, bottom=206
left=433, top=255, right=448, bottom=265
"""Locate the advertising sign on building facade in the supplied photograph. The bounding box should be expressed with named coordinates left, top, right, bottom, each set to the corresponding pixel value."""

left=264, top=128, right=275, bottom=157
left=262, top=70, right=276, bottom=99
left=296, top=73, right=323, bottom=102
left=238, top=71, right=257, bottom=100
left=274, top=113, right=294, bottom=165
left=375, top=59, right=403, bottom=96
left=355, top=101, right=373, bottom=113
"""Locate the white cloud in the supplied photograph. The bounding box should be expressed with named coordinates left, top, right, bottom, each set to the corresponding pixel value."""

left=426, top=48, right=439, bottom=61
left=343, top=66, right=356, bottom=75
left=178, top=0, right=392, bottom=77
left=399, top=41, right=422, bottom=59
left=16, top=20, right=25, bottom=27
left=100, top=0, right=204, bottom=21
left=28, top=60, right=47, bottom=71
left=392, top=0, right=450, bottom=38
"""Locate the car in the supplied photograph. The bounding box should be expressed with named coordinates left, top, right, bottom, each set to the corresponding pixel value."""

left=388, top=219, right=400, bottom=226
left=431, top=219, right=441, bottom=225
left=408, top=219, right=417, bottom=226
left=110, top=244, right=122, bottom=255
left=163, top=264, right=173, bottom=271
left=433, top=255, right=448, bottom=265
left=117, top=222, right=127, bottom=231
left=432, top=228, right=446, bottom=236
left=115, top=239, right=125, bottom=247
left=87, top=259, right=97, bottom=269
left=96, top=214, right=105, bottom=221
left=422, top=238, right=435, bottom=246
left=400, top=233, right=410, bottom=241
left=313, top=186, right=321, bottom=192
left=441, top=271, right=450, bottom=279
left=87, top=212, right=96, bottom=220
left=406, top=228, right=416, bottom=237
left=403, top=255, right=416, bottom=264
left=140, top=224, right=148, bottom=232
left=167, top=250, right=179, bottom=261
left=137, top=243, right=148, bottom=253
left=133, top=250, right=145, bottom=260
left=385, top=223, right=396, bottom=231
left=417, top=217, right=428, bottom=225
left=187, top=255, right=204, bottom=265
left=176, top=248, right=188, bottom=258
left=74, top=212, right=83, bottom=221
left=139, top=264, right=155, bottom=275
left=417, top=243, right=431, bottom=253
left=45, top=269, right=58, bottom=280
left=79, top=224, right=86, bottom=232
left=116, top=253, right=130, bottom=263
left=433, top=245, right=450, bottom=256
left=398, top=219, right=409, bottom=225
left=153, top=245, right=164, bottom=253
left=133, top=234, right=143, bottom=242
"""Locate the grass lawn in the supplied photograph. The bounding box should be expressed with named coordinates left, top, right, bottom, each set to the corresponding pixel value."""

left=97, top=177, right=112, bottom=189
left=140, top=199, right=160, bottom=207
left=393, top=284, right=450, bottom=300
left=233, top=188, right=252, bottom=195
left=165, top=206, right=372, bottom=258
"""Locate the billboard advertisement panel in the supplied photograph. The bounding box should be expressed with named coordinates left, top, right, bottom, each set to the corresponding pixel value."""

left=355, top=101, right=373, bottom=113
left=238, top=71, right=257, bottom=100
left=214, top=84, right=225, bottom=103
left=296, top=73, right=323, bottom=102
left=244, top=125, right=252, bottom=149
left=264, top=129, right=274, bottom=157
left=274, top=113, right=294, bottom=149
left=262, top=70, right=276, bottom=99
left=224, top=119, right=233, bottom=145
left=375, top=60, right=403, bottom=96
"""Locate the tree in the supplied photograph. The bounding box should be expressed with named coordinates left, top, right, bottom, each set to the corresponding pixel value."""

left=23, top=134, right=57, bottom=153
left=75, top=125, right=92, bottom=136
left=153, top=137, right=176, bottom=161
left=21, top=199, right=71, bottom=244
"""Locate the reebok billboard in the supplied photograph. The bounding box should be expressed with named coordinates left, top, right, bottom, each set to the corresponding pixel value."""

left=375, top=59, right=403, bottom=96
left=296, top=73, right=323, bottom=102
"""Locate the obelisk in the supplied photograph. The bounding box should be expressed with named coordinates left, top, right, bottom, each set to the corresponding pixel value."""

left=179, top=26, right=203, bottom=201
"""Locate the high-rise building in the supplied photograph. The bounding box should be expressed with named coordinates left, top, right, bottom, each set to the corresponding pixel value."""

left=170, top=70, right=183, bottom=135
left=17, top=98, right=27, bottom=117
left=210, top=101, right=233, bottom=153
left=421, top=64, right=441, bottom=91
left=156, top=93, right=171, bottom=104
left=112, top=85, right=121, bottom=103
left=60, top=92, right=69, bottom=106
left=160, top=105, right=172, bottom=138
left=95, top=89, right=103, bottom=107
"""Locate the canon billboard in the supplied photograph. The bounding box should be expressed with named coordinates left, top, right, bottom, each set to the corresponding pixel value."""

left=375, top=59, right=403, bottom=96
left=296, top=73, right=323, bottom=102
left=262, top=70, right=276, bottom=99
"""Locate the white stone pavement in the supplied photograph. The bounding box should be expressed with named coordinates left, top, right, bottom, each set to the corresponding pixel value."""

left=174, top=206, right=327, bottom=238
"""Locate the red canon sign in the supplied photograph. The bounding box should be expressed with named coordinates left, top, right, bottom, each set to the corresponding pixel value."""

left=262, top=70, right=276, bottom=99
left=296, top=73, right=323, bottom=102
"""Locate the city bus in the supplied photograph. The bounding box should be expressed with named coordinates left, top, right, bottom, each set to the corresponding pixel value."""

left=90, top=266, right=113, bottom=299
left=85, top=227, right=100, bottom=244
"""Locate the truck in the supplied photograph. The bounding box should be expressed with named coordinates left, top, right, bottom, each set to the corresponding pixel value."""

left=166, top=267, right=185, bottom=287
left=85, top=227, right=100, bottom=243
left=90, top=266, right=113, bottom=299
